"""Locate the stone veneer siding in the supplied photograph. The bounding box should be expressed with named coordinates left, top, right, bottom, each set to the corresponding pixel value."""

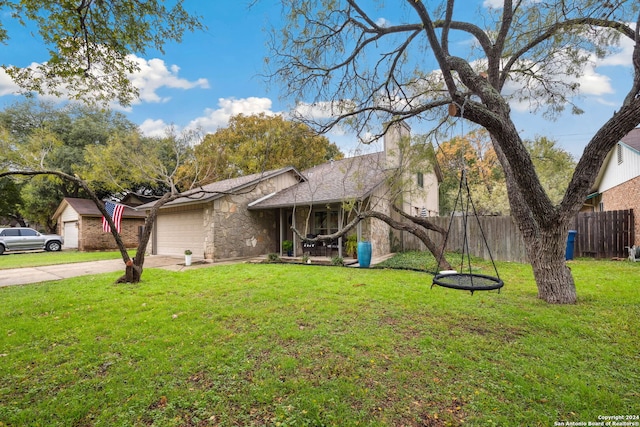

left=600, top=175, right=640, bottom=245
left=367, top=191, right=392, bottom=257
left=292, top=206, right=311, bottom=255
left=79, top=216, right=144, bottom=251
left=206, top=180, right=278, bottom=260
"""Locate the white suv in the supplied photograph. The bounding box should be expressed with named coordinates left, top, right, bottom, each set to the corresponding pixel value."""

left=0, top=227, right=64, bottom=255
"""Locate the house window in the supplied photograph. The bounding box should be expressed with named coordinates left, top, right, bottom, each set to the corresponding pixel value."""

left=617, top=144, right=623, bottom=164
left=598, top=202, right=604, bottom=212
left=417, top=172, right=424, bottom=188
left=313, top=211, right=339, bottom=235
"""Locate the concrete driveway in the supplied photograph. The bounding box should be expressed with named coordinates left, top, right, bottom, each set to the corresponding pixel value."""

left=0, top=255, right=186, bottom=287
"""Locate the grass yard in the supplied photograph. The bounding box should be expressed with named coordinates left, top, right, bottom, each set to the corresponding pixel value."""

left=0, top=253, right=638, bottom=426
left=0, top=250, right=127, bottom=270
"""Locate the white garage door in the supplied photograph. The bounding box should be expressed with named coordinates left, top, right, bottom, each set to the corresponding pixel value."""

left=155, top=209, right=205, bottom=257
left=63, top=221, right=79, bottom=249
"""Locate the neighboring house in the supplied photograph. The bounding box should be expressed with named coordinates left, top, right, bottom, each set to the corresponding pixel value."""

left=52, top=197, right=146, bottom=251
left=584, top=127, right=640, bottom=244
left=120, top=192, right=160, bottom=207
left=143, top=122, right=441, bottom=261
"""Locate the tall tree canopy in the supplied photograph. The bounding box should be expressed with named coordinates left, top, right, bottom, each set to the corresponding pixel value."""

left=191, top=114, right=344, bottom=183
left=0, top=0, right=203, bottom=105
left=0, top=177, right=23, bottom=226
left=1, top=125, right=217, bottom=283
left=269, top=0, right=640, bottom=303
left=0, top=101, right=139, bottom=230
left=0, top=2, right=204, bottom=282
left=437, top=130, right=574, bottom=216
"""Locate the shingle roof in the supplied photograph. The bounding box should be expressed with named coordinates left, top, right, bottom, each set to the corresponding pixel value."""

left=621, top=128, right=640, bottom=152
left=58, top=197, right=146, bottom=218
left=248, top=152, right=389, bottom=209
left=137, top=167, right=302, bottom=209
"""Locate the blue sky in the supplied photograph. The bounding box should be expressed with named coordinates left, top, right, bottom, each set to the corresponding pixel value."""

left=0, top=1, right=635, bottom=159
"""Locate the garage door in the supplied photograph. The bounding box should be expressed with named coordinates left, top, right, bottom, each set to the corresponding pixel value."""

left=63, top=221, right=79, bottom=249
left=155, top=209, right=205, bottom=257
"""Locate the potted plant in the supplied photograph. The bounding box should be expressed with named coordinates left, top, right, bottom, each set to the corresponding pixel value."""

left=357, top=240, right=372, bottom=268
left=345, top=234, right=358, bottom=259
left=282, top=240, right=293, bottom=257
left=184, top=249, right=192, bottom=266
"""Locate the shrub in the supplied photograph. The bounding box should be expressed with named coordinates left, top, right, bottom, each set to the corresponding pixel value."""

left=267, top=253, right=281, bottom=262
left=331, top=256, right=344, bottom=266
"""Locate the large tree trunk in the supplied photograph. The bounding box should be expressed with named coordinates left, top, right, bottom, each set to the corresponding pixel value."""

left=116, top=261, right=143, bottom=284
left=114, top=192, right=169, bottom=284
left=520, top=220, right=577, bottom=304
left=490, top=130, right=578, bottom=304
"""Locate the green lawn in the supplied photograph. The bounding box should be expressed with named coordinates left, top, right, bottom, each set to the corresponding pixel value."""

left=0, top=254, right=638, bottom=426
left=0, top=250, right=128, bottom=270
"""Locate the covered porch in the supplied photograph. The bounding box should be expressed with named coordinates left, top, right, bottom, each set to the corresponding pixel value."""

left=270, top=203, right=368, bottom=259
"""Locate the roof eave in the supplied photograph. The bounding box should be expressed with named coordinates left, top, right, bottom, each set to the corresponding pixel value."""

left=139, top=167, right=305, bottom=211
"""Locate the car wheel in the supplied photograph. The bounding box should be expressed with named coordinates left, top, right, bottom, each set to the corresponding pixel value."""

left=0, top=244, right=4, bottom=255
left=45, top=241, right=62, bottom=252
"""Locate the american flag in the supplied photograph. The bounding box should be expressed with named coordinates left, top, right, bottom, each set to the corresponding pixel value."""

left=102, top=201, right=125, bottom=233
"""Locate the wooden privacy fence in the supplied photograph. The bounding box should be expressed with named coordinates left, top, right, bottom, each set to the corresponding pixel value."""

left=570, top=210, right=634, bottom=259
left=403, top=209, right=634, bottom=263
left=408, top=216, right=529, bottom=263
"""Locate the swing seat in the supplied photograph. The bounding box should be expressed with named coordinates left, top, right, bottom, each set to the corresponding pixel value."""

left=432, top=272, right=504, bottom=294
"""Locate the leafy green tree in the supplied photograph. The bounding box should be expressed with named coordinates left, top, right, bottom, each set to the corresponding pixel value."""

left=192, top=114, right=344, bottom=183
left=437, top=131, right=574, bottom=216
left=0, top=101, right=139, bottom=230
left=437, top=129, right=506, bottom=215
left=0, top=178, right=24, bottom=226
left=0, top=2, right=203, bottom=282
left=525, top=136, right=576, bottom=207
left=268, top=0, right=640, bottom=303
left=2, top=126, right=221, bottom=283
left=82, top=127, right=197, bottom=196
left=0, top=1, right=203, bottom=106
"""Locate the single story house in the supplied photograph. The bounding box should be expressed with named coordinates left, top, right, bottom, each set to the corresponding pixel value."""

left=583, top=127, right=640, bottom=244
left=52, top=197, right=146, bottom=251
left=141, top=122, right=442, bottom=261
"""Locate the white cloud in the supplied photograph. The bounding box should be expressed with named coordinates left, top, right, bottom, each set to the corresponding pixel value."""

left=128, top=56, right=209, bottom=104
left=183, top=97, right=278, bottom=133
left=375, top=17, right=390, bottom=28
left=595, top=35, right=635, bottom=67
left=0, top=54, right=209, bottom=107
left=577, top=61, right=614, bottom=96
left=482, top=0, right=503, bottom=9
left=293, top=100, right=357, bottom=121
left=138, top=118, right=171, bottom=138
left=0, top=68, right=21, bottom=96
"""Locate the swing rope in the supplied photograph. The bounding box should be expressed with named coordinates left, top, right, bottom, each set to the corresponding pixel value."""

left=431, top=99, right=504, bottom=294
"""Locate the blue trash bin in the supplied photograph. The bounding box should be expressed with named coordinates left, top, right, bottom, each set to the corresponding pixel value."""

left=357, top=241, right=372, bottom=268
left=565, top=230, right=577, bottom=260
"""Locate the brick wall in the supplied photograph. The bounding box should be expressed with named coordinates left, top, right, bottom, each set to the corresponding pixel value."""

left=79, top=216, right=145, bottom=251
left=600, top=176, right=640, bottom=245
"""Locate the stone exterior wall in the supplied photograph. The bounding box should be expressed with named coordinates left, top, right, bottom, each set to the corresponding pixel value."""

left=292, top=206, right=311, bottom=255
left=207, top=181, right=278, bottom=260
left=600, top=176, right=640, bottom=245
left=79, top=216, right=144, bottom=251
left=368, top=190, right=392, bottom=257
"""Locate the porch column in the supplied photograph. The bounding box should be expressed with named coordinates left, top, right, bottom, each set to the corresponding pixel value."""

left=279, top=208, right=284, bottom=256
left=292, top=209, right=297, bottom=257
left=338, top=207, right=343, bottom=258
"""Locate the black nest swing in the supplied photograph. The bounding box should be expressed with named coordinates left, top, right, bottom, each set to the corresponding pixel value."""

left=432, top=170, right=504, bottom=294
